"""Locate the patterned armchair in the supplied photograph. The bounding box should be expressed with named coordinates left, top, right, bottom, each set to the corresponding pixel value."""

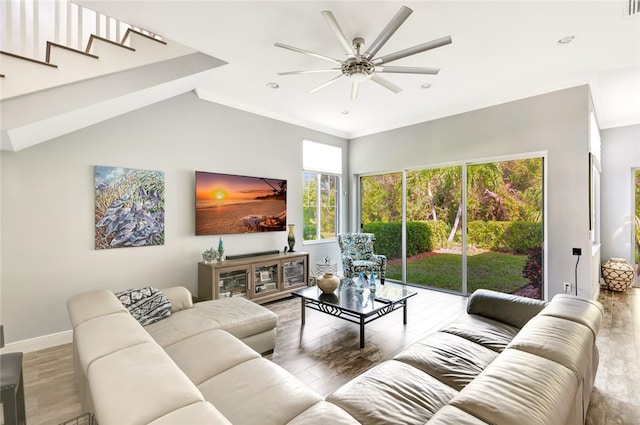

left=337, top=233, right=387, bottom=284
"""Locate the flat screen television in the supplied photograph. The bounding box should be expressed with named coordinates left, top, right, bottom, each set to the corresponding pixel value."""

left=195, top=171, right=287, bottom=235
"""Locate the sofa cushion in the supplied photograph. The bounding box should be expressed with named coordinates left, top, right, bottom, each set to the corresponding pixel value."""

left=74, top=312, right=155, bottom=375
left=193, top=297, right=278, bottom=339
left=326, top=360, right=458, bottom=425
left=507, top=314, right=597, bottom=421
left=286, top=401, right=360, bottom=425
left=466, top=289, right=548, bottom=329
left=448, top=349, right=578, bottom=425
left=508, top=315, right=594, bottom=384
left=393, top=331, right=499, bottom=391
left=67, top=289, right=128, bottom=328
left=114, top=286, right=172, bottom=325
left=164, top=329, right=261, bottom=385
left=198, top=358, right=322, bottom=425
left=539, top=295, right=603, bottom=338
left=428, top=405, right=490, bottom=424
left=88, top=342, right=204, bottom=425
left=148, top=402, right=232, bottom=425
left=144, top=308, right=219, bottom=347
left=440, top=314, right=520, bottom=352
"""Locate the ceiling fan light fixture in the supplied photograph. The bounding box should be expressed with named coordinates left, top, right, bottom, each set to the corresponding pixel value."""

left=274, top=6, right=452, bottom=98
left=266, top=82, right=280, bottom=89
left=350, top=71, right=369, bottom=83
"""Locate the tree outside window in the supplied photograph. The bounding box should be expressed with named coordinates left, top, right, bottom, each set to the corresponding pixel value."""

left=303, top=171, right=339, bottom=241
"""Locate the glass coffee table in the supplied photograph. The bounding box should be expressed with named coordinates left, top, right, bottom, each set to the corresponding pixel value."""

left=292, top=283, right=416, bottom=348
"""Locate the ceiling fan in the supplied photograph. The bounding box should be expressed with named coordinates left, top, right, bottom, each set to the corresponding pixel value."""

left=274, top=5, right=452, bottom=99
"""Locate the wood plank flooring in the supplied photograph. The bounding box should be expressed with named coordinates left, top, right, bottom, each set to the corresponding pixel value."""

left=17, top=285, right=640, bottom=425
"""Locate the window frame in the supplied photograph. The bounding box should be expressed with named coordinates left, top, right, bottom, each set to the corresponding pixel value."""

left=302, top=170, right=341, bottom=243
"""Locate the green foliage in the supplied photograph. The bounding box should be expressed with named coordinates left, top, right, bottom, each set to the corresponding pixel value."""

left=360, top=174, right=403, bottom=224
left=522, top=246, right=543, bottom=289
left=467, top=221, right=509, bottom=251
left=467, top=221, right=542, bottom=253
left=363, top=221, right=434, bottom=260
left=636, top=170, right=640, bottom=219
left=406, top=222, right=432, bottom=254
left=303, top=172, right=338, bottom=241
left=424, top=220, right=450, bottom=250
left=503, top=222, right=543, bottom=254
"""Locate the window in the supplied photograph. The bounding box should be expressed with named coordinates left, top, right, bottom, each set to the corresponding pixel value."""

left=303, top=141, right=341, bottom=241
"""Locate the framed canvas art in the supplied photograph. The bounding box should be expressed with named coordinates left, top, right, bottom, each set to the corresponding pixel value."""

left=95, top=166, right=165, bottom=249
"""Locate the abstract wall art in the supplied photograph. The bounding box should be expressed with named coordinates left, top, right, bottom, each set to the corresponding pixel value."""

left=95, top=166, right=165, bottom=249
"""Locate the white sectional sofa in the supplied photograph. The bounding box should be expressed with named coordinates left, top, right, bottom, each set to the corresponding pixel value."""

left=67, top=287, right=603, bottom=425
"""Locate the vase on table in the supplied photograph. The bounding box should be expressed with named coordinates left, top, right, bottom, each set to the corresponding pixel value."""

left=218, top=237, right=225, bottom=261
left=317, top=272, right=340, bottom=294
left=287, top=224, right=296, bottom=252
left=602, top=258, right=635, bottom=291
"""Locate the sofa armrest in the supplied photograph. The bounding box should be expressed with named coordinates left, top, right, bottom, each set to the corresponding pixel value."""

left=163, top=287, right=194, bottom=312
left=467, top=289, right=548, bottom=329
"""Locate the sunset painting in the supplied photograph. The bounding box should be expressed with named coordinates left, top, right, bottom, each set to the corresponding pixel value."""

left=195, top=171, right=287, bottom=235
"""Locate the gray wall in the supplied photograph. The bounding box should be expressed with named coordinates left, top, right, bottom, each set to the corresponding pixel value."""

left=348, top=86, right=592, bottom=299
left=0, top=92, right=347, bottom=344
left=601, top=124, right=640, bottom=263
left=3, top=85, right=628, bottom=345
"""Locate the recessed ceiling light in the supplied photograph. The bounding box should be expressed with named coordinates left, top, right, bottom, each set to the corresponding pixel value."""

left=557, top=35, right=576, bottom=45
left=266, top=82, right=279, bottom=89
left=421, top=83, right=432, bottom=89
left=341, top=110, right=350, bottom=115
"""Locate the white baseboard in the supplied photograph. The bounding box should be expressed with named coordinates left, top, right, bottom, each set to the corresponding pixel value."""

left=0, top=330, right=72, bottom=353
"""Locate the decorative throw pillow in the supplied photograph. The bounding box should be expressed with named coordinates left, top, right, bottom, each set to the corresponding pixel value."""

left=114, top=286, right=171, bottom=326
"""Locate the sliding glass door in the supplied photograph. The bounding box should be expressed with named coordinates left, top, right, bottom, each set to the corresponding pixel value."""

left=359, top=156, right=544, bottom=299
left=404, top=166, right=463, bottom=292
left=466, top=158, right=544, bottom=299
left=360, top=173, right=403, bottom=281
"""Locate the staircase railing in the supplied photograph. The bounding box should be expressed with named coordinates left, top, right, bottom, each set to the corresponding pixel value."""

left=0, top=0, right=160, bottom=61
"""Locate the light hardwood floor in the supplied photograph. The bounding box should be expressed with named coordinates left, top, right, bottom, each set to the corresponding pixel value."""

left=19, top=286, right=640, bottom=425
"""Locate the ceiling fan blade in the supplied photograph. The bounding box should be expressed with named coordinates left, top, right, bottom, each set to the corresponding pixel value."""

left=372, top=36, right=452, bottom=66
left=321, top=11, right=356, bottom=57
left=274, top=42, right=343, bottom=65
left=370, top=74, right=402, bottom=94
left=362, top=6, right=413, bottom=61
left=351, top=81, right=359, bottom=100
left=278, top=69, right=341, bottom=76
left=378, top=66, right=440, bottom=75
left=309, top=74, right=345, bottom=94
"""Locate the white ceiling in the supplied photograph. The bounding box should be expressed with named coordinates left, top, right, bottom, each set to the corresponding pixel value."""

left=79, top=1, right=640, bottom=139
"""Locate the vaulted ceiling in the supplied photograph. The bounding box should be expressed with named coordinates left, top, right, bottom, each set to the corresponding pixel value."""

left=78, top=1, right=640, bottom=139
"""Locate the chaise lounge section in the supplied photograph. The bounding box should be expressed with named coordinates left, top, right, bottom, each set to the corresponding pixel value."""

left=67, top=287, right=603, bottom=424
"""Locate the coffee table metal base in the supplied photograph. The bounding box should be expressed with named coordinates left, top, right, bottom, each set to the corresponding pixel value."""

left=298, top=296, right=410, bottom=348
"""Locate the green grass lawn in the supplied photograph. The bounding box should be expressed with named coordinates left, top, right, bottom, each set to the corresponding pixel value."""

left=386, top=251, right=528, bottom=294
